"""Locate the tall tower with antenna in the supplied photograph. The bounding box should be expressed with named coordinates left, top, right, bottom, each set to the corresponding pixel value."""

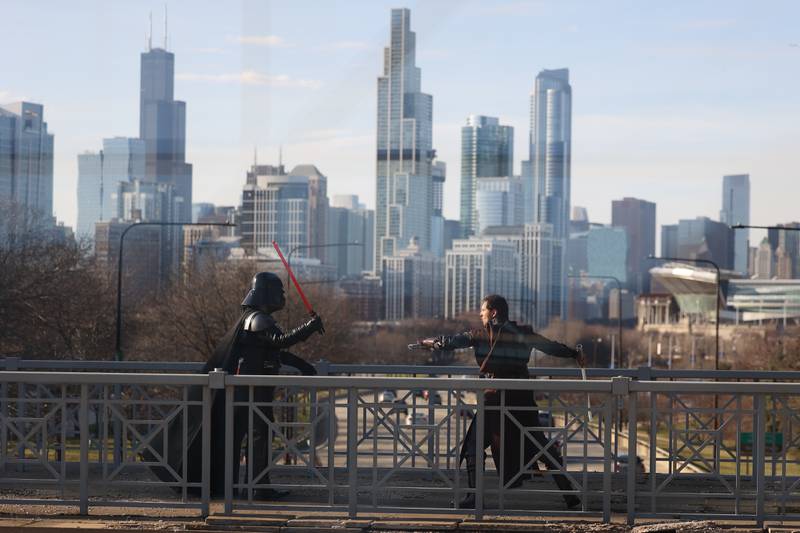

left=139, top=10, right=193, bottom=223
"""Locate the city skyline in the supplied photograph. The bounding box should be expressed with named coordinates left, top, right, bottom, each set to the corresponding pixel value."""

left=3, top=1, right=800, bottom=243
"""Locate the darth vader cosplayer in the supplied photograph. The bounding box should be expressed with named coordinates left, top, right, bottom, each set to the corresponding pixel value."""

left=144, top=272, right=323, bottom=499
left=419, top=294, right=582, bottom=510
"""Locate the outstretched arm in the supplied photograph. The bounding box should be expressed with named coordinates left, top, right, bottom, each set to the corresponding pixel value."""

left=419, top=331, right=476, bottom=351
left=522, top=332, right=580, bottom=359
left=252, top=313, right=325, bottom=349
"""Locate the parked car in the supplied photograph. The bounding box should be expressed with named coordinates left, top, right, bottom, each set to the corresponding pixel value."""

left=615, top=454, right=645, bottom=476
left=390, top=399, right=408, bottom=415
left=422, top=390, right=442, bottom=404
left=378, top=389, right=397, bottom=403
left=405, top=412, right=428, bottom=426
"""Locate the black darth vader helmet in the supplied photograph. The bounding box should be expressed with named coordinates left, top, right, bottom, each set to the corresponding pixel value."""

left=241, top=272, right=285, bottom=312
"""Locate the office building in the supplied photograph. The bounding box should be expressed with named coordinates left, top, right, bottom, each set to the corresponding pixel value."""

left=241, top=166, right=310, bottom=257
left=611, top=197, right=656, bottom=293
left=431, top=159, right=446, bottom=256
left=719, top=174, right=750, bottom=274
left=526, top=68, right=572, bottom=323
left=77, top=137, right=145, bottom=239
left=475, top=176, right=523, bottom=234
left=375, top=8, right=435, bottom=268
left=460, top=115, right=513, bottom=236
left=288, top=164, right=329, bottom=263
left=483, top=223, right=560, bottom=328
left=676, top=216, right=735, bottom=270
left=768, top=223, right=800, bottom=278
left=586, top=226, right=627, bottom=282
left=444, top=238, right=519, bottom=319
left=661, top=224, right=678, bottom=258
left=0, top=102, right=54, bottom=219
left=382, top=238, right=443, bottom=320
left=328, top=195, right=375, bottom=277
left=139, top=44, right=192, bottom=222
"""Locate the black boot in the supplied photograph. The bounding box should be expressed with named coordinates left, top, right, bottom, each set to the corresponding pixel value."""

left=564, top=494, right=581, bottom=510
left=456, top=460, right=477, bottom=509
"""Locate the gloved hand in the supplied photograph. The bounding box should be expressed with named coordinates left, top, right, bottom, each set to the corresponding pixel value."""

left=418, top=337, right=442, bottom=350
left=575, top=344, right=587, bottom=367
left=308, top=312, right=325, bottom=335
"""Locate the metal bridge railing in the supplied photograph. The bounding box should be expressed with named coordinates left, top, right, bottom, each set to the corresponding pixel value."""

left=2, top=366, right=800, bottom=525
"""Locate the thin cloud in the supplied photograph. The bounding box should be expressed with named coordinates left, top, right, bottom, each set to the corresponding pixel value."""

left=177, top=70, right=322, bottom=89
left=678, top=18, right=736, bottom=30
left=232, top=35, right=289, bottom=47
left=329, top=40, right=370, bottom=50
left=189, top=47, right=225, bottom=54
left=0, top=90, right=28, bottom=103
left=478, top=1, right=542, bottom=16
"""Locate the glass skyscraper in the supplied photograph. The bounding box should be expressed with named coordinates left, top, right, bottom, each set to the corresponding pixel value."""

left=139, top=46, right=192, bottom=222
left=0, top=102, right=54, bottom=219
left=460, top=115, right=513, bottom=236
left=375, top=8, right=434, bottom=269
left=719, top=174, right=750, bottom=274
left=77, top=137, right=145, bottom=239
left=527, top=68, right=572, bottom=322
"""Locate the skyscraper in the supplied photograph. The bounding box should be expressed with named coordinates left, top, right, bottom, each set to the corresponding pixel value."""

left=0, top=102, right=54, bottom=219
left=719, top=174, right=750, bottom=274
left=460, top=115, right=513, bottom=236
left=587, top=226, right=627, bottom=282
left=675, top=216, right=735, bottom=270
left=445, top=238, right=520, bottom=319
left=288, top=164, right=329, bottom=264
left=526, top=68, right=572, bottom=322
left=77, top=137, right=145, bottom=239
left=475, top=176, right=523, bottom=233
left=241, top=166, right=311, bottom=257
left=328, top=195, right=375, bottom=277
left=139, top=45, right=192, bottom=222
left=611, top=197, right=656, bottom=293
left=375, top=8, right=435, bottom=268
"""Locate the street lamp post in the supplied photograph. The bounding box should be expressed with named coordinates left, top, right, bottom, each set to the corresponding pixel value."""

left=115, top=221, right=236, bottom=362
left=648, top=255, right=721, bottom=370
left=569, top=274, right=625, bottom=367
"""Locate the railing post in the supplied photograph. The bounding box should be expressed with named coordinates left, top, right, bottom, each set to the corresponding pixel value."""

left=475, top=387, right=485, bottom=520
left=626, top=381, right=638, bottom=526
left=224, top=383, right=234, bottom=515
left=79, top=383, right=89, bottom=515
left=754, top=394, right=766, bottom=527
left=347, top=387, right=358, bottom=518
left=204, top=370, right=224, bottom=517
left=607, top=378, right=629, bottom=522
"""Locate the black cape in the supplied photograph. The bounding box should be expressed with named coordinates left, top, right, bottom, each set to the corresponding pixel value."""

left=142, top=311, right=316, bottom=493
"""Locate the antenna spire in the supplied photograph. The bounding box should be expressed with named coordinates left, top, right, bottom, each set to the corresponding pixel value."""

left=254, top=146, right=258, bottom=166
left=164, top=3, right=168, bottom=50
left=148, top=11, right=153, bottom=50
left=278, top=145, right=283, bottom=169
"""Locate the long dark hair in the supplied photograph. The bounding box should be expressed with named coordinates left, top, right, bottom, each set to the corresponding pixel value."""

left=481, top=294, right=509, bottom=322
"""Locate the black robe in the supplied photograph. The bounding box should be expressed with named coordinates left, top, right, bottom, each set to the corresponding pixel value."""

left=435, top=321, right=578, bottom=490
left=142, top=311, right=316, bottom=495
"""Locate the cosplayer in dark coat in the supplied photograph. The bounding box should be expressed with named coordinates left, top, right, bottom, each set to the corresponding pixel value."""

left=145, top=272, right=323, bottom=499
left=419, top=294, right=582, bottom=510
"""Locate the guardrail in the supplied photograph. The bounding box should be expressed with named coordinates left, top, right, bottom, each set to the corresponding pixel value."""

left=1, top=368, right=799, bottom=525
left=6, top=357, right=800, bottom=381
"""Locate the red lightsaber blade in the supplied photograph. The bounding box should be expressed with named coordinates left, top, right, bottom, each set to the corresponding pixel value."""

left=272, top=241, right=314, bottom=315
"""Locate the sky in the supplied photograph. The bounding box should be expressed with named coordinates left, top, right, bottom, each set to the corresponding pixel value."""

left=3, top=0, right=800, bottom=245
